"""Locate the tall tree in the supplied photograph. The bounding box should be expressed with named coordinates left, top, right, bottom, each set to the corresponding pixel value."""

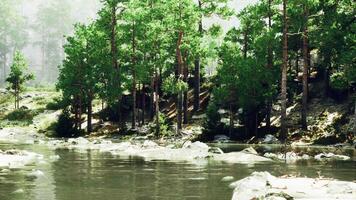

left=280, top=0, right=288, bottom=141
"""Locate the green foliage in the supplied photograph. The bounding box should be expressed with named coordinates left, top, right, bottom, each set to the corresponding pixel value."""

left=330, top=72, right=349, bottom=91
left=163, top=75, right=189, bottom=95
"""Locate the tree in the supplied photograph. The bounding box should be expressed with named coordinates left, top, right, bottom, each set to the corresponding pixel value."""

left=6, top=51, right=34, bottom=109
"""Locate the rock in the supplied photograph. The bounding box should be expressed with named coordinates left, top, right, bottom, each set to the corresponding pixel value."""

left=142, top=140, right=158, bottom=148
left=0, top=150, right=43, bottom=169
left=182, top=141, right=209, bottom=150
left=208, top=147, right=224, bottom=154
left=263, top=152, right=310, bottom=162
left=314, top=153, right=350, bottom=161
left=221, top=176, right=235, bottom=182
left=262, top=134, right=280, bottom=144
left=213, top=135, right=231, bottom=143
left=214, top=151, right=271, bottom=164
left=230, top=172, right=356, bottom=200
left=241, top=147, right=258, bottom=155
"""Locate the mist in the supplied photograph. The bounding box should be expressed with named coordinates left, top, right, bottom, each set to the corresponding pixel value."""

left=0, top=0, right=256, bottom=86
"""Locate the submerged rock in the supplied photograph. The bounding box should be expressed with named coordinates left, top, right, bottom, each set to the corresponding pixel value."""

left=221, top=176, right=235, bottom=182
left=230, top=171, right=356, bottom=200
left=26, top=170, right=45, bottom=179
left=314, top=153, right=350, bottom=161
left=213, top=135, right=231, bottom=143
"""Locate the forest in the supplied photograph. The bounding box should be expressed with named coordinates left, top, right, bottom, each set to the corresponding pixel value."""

left=0, top=0, right=355, bottom=200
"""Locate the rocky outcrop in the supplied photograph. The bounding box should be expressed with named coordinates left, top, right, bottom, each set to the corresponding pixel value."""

left=0, top=149, right=43, bottom=169
left=47, top=138, right=271, bottom=164
left=230, top=171, right=356, bottom=200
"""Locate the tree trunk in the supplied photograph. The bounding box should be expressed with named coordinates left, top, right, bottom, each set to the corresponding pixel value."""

left=155, top=69, right=160, bottom=137
left=183, top=52, right=189, bottom=124
left=3, top=54, right=7, bottom=83
left=194, top=1, right=203, bottom=112
left=176, top=31, right=184, bottom=133
left=131, top=21, right=137, bottom=130
left=301, top=5, right=309, bottom=130
left=78, top=93, right=82, bottom=131
left=150, top=76, right=154, bottom=119
left=280, top=0, right=288, bottom=141
left=266, top=0, right=273, bottom=131
left=295, top=50, right=299, bottom=77
left=229, top=104, right=234, bottom=138
left=142, top=84, right=145, bottom=125
left=243, top=29, right=248, bottom=58
left=87, top=93, right=93, bottom=133
left=110, top=4, right=122, bottom=127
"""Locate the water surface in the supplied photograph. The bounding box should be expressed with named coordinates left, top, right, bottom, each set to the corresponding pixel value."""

left=0, top=141, right=355, bottom=200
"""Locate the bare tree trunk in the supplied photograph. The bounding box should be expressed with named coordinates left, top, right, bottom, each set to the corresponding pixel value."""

left=280, top=0, right=288, bottom=141
left=301, top=5, right=309, bottom=130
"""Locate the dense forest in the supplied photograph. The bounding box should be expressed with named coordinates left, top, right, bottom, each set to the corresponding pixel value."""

left=1, top=0, right=355, bottom=142
left=53, top=0, right=356, bottom=141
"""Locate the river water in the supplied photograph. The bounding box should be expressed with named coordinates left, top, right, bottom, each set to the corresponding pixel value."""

left=0, top=141, right=355, bottom=200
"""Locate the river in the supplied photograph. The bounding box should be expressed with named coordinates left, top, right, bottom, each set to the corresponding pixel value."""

left=0, top=140, right=355, bottom=200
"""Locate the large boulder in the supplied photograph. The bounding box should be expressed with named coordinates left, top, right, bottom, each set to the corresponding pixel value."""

left=230, top=172, right=356, bottom=200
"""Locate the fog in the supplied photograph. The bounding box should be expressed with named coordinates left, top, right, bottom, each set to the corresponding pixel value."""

left=0, top=0, right=257, bottom=86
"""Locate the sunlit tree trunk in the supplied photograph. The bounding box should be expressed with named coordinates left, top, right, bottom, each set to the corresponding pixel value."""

left=280, top=0, right=288, bottom=141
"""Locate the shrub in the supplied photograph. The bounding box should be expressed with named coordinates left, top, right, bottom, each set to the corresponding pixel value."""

left=330, top=72, right=349, bottom=91
left=46, top=97, right=67, bottom=110
left=54, top=108, right=81, bottom=138
left=204, top=101, right=221, bottom=130
left=5, top=108, right=35, bottom=122
left=150, top=112, right=173, bottom=137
